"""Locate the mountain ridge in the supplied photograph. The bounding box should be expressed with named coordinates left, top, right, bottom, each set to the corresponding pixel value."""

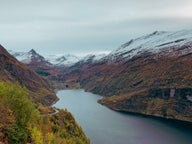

left=10, top=49, right=107, bottom=67
left=105, top=29, right=192, bottom=63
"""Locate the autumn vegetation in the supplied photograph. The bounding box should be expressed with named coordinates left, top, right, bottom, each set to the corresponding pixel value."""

left=0, top=45, right=90, bottom=144
left=0, top=82, right=90, bottom=144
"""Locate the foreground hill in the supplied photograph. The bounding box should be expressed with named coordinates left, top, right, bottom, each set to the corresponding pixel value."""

left=63, top=29, right=192, bottom=122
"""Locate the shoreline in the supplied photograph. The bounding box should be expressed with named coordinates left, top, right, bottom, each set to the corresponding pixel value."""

left=98, top=100, right=192, bottom=130
left=119, top=110, right=192, bottom=129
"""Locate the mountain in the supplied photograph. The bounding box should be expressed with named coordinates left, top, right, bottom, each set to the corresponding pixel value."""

left=62, top=29, right=192, bottom=122
left=9, top=49, right=60, bottom=78
left=46, top=54, right=80, bottom=66
left=10, top=49, right=52, bottom=66
left=106, top=30, right=192, bottom=62
left=0, top=45, right=57, bottom=105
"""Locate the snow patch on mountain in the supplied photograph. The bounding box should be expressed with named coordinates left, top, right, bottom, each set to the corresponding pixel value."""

left=46, top=54, right=80, bottom=66
left=80, top=54, right=106, bottom=62
left=47, top=53, right=106, bottom=66
left=9, top=50, right=32, bottom=64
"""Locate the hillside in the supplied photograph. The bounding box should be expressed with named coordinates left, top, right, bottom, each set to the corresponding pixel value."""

left=0, top=45, right=90, bottom=144
left=62, top=30, right=192, bottom=123
left=0, top=45, right=56, bottom=105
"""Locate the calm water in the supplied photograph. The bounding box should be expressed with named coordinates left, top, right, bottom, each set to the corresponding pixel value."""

left=53, top=89, right=192, bottom=144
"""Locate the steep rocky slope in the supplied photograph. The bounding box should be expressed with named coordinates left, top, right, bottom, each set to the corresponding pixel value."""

left=0, top=45, right=57, bottom=105
left=63, top=30, right=192, bottom=122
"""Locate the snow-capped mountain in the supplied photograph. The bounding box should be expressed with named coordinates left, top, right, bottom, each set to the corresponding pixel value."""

left=46, top=54, right=80, bottom=66
left=107, top=29, right=192, bottom=61
left=9, top=49, right=51, bottom=65
left=10, top=50, right=79, bottom=66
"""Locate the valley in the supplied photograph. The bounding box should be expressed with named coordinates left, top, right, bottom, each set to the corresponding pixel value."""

left=1, top=1, right=192, bottom=144
left=8, top=30, right=192, bottom=124
left=2, top=29, right=192, bottom=143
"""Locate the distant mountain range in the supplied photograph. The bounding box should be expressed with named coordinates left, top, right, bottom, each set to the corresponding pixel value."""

left=9, top=49, right=106, bottom=67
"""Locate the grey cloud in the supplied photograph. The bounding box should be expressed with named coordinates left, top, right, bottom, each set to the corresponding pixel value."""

left=0, top=0, right=192, bottom=56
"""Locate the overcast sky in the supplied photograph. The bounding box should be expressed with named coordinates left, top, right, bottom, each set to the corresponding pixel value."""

left=0, top=0, right=192, bottom=56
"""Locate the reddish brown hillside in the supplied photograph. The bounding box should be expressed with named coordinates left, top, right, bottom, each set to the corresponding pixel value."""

left=0, top=45, right=57, bottom=105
